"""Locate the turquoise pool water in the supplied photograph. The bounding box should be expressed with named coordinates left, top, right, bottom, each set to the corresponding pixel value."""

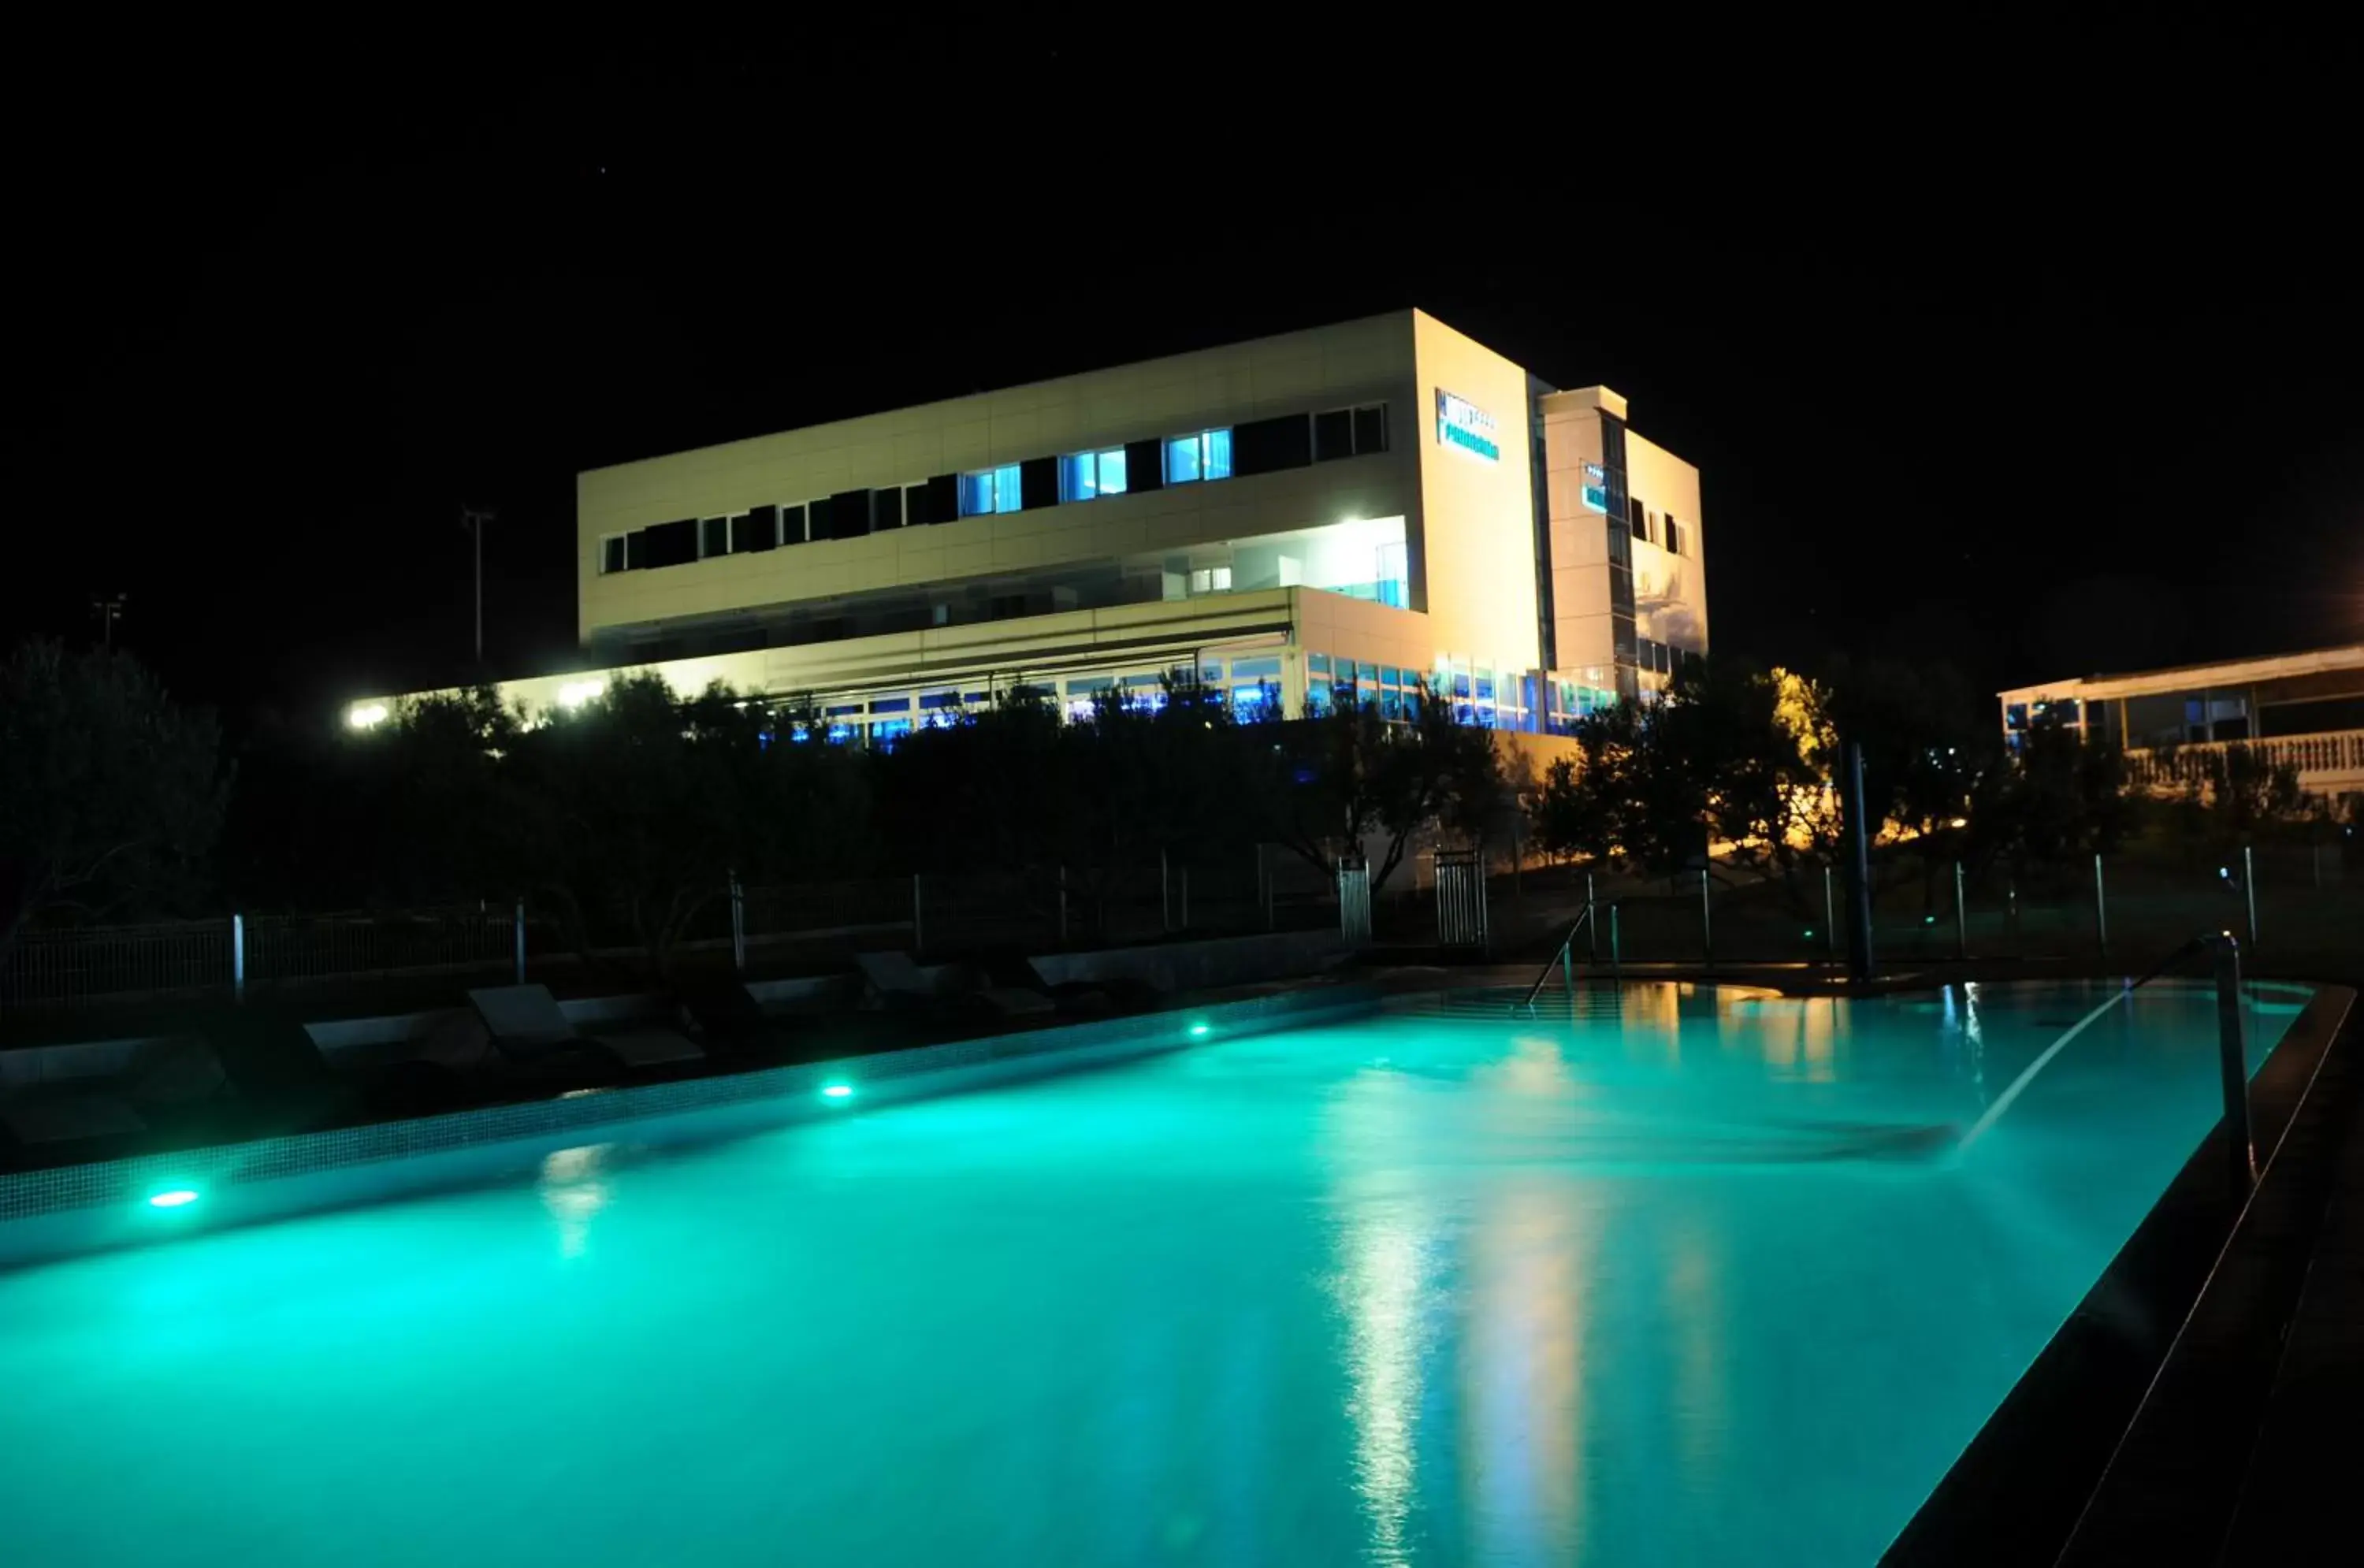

left=0, top=980, right=2310, bottom=1566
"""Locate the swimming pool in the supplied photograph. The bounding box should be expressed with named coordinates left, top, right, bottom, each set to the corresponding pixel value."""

left=0, top=979, right=2315, bottom=1566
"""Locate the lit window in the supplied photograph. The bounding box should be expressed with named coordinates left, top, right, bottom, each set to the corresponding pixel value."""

left=1164, top=429, right=1232, bottom=485
left=960, top=464, right=1024, bottom=517
left=1058, top=447, right=1128, bottom=502
left=1206, top=428, right=1232, bottom=479
left=1187, top=565, right=1234, bottom=594
left=1166, top=434, right=1200, bottom=485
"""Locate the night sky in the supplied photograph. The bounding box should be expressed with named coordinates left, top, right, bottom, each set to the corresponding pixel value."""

left=14, top=25, right=2360, bottom=730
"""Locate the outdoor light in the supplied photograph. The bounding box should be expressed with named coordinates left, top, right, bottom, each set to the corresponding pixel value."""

left=820, top=1083, right=854, bottom=1102
left=346, top=702, right=388, bottom=730
left=147, top=1188, right=200, bottom=1209
left=556, top=680, right=606, bottom=710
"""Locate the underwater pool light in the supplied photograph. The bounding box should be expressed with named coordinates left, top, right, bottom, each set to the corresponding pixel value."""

left=820, top=1083, right=854, bottom=1101
left=147, top=1188, right=200, bottom=1209
left=1187, top=1021, right=1210, bottom=1038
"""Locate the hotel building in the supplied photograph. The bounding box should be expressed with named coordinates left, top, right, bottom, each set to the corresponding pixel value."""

left=352, top=310, right=1708, bottom=741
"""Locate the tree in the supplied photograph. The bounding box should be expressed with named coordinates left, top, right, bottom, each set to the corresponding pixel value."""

left=1987, top=712, right=2135, bottom=877
left=1529, top=659, right=1820, bottom=882
left=0, top=641, right=227, bottom=959
left=503, top=674, right=775, bottom=976
left=1263, top=683, right=1504, bottom=890
left=1806, top=656, right=1996, bottom=873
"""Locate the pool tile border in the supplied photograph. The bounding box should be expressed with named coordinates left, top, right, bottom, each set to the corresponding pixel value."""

left=0, top=984, right=1377, bottom=1240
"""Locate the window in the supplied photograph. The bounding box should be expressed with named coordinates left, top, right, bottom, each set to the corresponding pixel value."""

left=1164, top=429, right=1232, bottom=484
left=733, top=506, right=779, bottom=553
left=701, top=516, right=730, bottom=558
left=780, top=503, right=807, bottom=544
left=641, top=518, right=698, bottom=569
left=1058, top=447, right=1128, bottom=502
left=1232, top=413, right=1312, bottom=475
left=1316, top=403, right=1389, bottom=462
left=873, top=487, right=903, bottom=529
left=1187, top=565, right=1233, bottom=594
left=903, top=481, right=942, bottom=528
left=1629, top=496, right=1649, bottom=542
left=1314, top=409, right=1351, bottom=462
left=601, top=536, right=626, bottom=574
left=1664, top=514, right=1686, bottom=555
left=960, top=463, right=1023, bottom=516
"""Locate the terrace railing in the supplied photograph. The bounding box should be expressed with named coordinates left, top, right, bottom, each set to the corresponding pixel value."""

left=2125, top=728, right=2364, bottom=792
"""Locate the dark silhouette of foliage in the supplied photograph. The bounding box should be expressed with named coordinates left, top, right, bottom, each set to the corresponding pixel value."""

left=1, top=640, right=227, bottom=957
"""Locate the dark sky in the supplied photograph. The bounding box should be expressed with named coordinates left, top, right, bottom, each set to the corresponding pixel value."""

left=13, top=24, right=2361, bottom=729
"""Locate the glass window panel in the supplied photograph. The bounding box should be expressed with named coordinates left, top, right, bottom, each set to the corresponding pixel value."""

left=602, top=537, right=626, bottom=574
left=1204, top=428, right=1232, bottom=480
left=1060, top=452, right=1096, bottom=503
left=1307, top=652, right=1331, bottom=674
left=1165, top=434, right=1201, bottom=485
left=1098, top=447, right=1126, bottom=495
left=960, top=472, right=994, bottom=517
left=1353, top=403, right=1387, bottom=454
left=701, top=516, right=729, bottom=557
left=993, top=463, right=1022, bottom=514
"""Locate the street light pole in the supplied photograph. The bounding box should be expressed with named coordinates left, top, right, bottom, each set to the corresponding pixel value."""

left=91, top=593, right=126, bottom=652
left=461, top=507, right=495, bottom=667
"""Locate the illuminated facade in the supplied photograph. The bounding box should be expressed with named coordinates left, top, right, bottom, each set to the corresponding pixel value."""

left=355, top=310, right=1708, bottom=740
left=1997, top=642, right=2364, bottom=797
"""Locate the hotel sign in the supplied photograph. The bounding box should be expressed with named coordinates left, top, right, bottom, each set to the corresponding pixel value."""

left=1582, top=462, right=1609, bottom=513
left=1434, top=389, right=1500, bottom=462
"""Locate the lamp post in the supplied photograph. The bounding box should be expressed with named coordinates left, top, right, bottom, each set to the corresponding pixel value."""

left=461, top=506, right=496, bottom=666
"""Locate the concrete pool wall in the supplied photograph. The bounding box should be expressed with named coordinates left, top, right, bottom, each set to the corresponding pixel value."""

left=0, top=981, right=1378, bottom=1269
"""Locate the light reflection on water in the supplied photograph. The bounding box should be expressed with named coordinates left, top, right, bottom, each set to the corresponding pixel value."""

left=538, top=1143, right=613, bottom=1258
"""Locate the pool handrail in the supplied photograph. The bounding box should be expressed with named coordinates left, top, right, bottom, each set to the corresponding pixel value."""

left=1518, top=902, right=1617, bottom=1011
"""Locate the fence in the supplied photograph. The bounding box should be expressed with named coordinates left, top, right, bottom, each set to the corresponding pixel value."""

left=1, top=906, right=519, bottom=1009
left=1435, top=849, right=1490, bottom=948
left=1337, top=860, right=1372, bottom=946
left=1504, top=834, right=2361, bottom=977
left=1, top=845, right=1370, bottom=1012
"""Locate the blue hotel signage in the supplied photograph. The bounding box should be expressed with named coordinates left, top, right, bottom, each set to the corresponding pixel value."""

left=1434, top=389, right=1500, bottom=462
